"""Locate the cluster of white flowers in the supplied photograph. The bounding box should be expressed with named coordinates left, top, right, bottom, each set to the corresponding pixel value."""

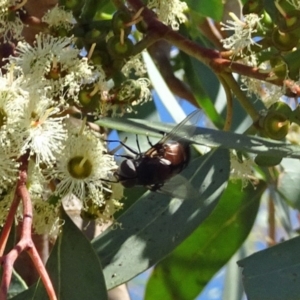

left=42, top=5, right=74, bottom=30
left=147, top=0, right=188, bottom=30
left=0, top=0, right=25, bottom=41
left=0, top=4, right=163, bottom=234
left=230, top=152, right=254, bottom=188
left=221, top=13, right=262, bottom=55
left=221, top=13, right=289, bottom=110
left=0, top=63, right=124, bottom=232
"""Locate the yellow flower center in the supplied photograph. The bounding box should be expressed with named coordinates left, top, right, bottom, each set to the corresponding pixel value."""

left=68, top=156, right=92, bottom=179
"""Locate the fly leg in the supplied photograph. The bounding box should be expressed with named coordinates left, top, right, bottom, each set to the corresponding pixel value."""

left=105, top=138, right=139, bottom=156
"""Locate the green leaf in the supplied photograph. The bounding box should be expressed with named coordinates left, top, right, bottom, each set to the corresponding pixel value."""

left=186, top=0, right=224, bottom=21
left=96, top=116, right=300, bottom=159
left=238, top=236, right=300, bottom=300
left=7, top=269, right=28, bottom=299
left=277, top=158, right=300, bottom=210
left=144, top=180, right=266, bottom=300
left=93, top=148, right=230, bottom=289
left=13, top=209, right=108, bottom=300
left=179, top=51, right=224, bottom=129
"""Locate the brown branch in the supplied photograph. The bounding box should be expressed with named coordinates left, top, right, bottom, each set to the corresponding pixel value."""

left=0, top=156, right=57, bottom=300
left=126, top=0, right=300, bottom=96
left=0, top=193, right=21, bottom=257
left=267, top=194, right=276, bottom=247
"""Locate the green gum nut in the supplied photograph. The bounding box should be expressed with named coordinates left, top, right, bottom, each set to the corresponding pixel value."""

left=90, top=50, right=110, bottom=66
left=54, top=27, right=69, bottom=37
left=269, top=101, right=292, bottom=117
left=262, top=110, right=290, bottom=140
left=278, top=10, right=300, bottom=33
left=107, top=35, right=134, bottom=58
left=78, top=85, right=100, bottom=110
left=112, top=10, right=132, bottom=36
left=85, top=29, right=102, bottom=42
left=272, top=28, right=299, bottom=51
left=254, top=154, right=282, bottom=166
left=136, top=19, right=148, bottom=33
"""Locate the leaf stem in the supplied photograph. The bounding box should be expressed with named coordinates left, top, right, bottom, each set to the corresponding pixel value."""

left=219, top=75, right=233, bottom=131
left=221, top=72, right=260, bottom=121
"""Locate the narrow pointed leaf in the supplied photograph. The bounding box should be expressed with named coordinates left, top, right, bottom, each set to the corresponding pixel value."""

left=93, top=148, right=230, bottom=289
left=96, top=117, right=300, bottom=159
left=144, top=180, right=266, bottom=300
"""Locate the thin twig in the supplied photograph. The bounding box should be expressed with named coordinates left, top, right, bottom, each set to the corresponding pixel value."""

left=219, top=75, right=233, bottom=131
left=267, top=193, right=276, bottom=247
left=221, top=72, right=260, bottom=121
left=126, top=0, right=300, bottom=95
left=0, top=157, right=57, bottom=300
left=0, top=193, right=21, bottom=256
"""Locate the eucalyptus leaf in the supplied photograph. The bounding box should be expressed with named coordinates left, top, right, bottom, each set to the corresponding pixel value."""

left=93, top=147, right=230, bottom=289
left=179, top=50, right=224, bottom=128
left=96, top=116, right=300, bottom=159
left=185, top=0, right=224, bottom=21
left=144, top=179, right=265, bottom=300
left=7, top=269, right=28, bottom=299
left=277, top=158, right=300, bottom=209
left=238, top=236, right=300, bottom=300
left=13, top=209, right=108, bottom=300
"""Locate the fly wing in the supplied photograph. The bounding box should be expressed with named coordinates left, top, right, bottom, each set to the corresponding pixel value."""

left=153, top=175, right=200, bottom=201
left=159, top=109, right=204, bottom=145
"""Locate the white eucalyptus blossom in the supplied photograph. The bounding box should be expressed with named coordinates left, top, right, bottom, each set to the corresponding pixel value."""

left=32, top=198, right=61, bottom=236
left=0, top=0, right=24, bottom=41
left=147, top=0, right=188, bottom=30
left=10, top=34, right=96, bottom=103
left=241, top=76, right=285, bottom=108
left=0, top=72, right=28, bottom=145
left=122, top=54, right=147, bottom=77
left=230, top=152, right=254, bottom=187
left=20, top=95, right=68, bottom=166
left=0, top=191, right=15, bottom=226
left=221, top=13, right=262, bottom=55
left=47, top=127, right=118, bottom=206
left=42, top=5, right=74, bottom=30
left=102, top=78, right=152, bottom=117
left=0, top=142, right=20, bottom=192
left=79, top=181, right=124, bottom=224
